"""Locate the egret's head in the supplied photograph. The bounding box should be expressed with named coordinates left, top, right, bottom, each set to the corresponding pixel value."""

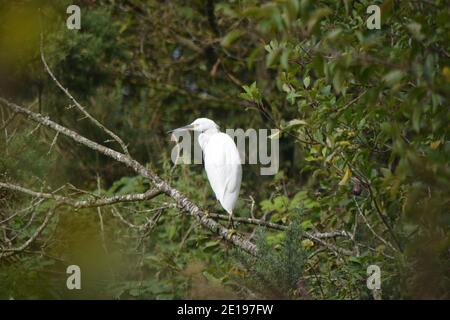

left=170, top=118, right=219, bottom=133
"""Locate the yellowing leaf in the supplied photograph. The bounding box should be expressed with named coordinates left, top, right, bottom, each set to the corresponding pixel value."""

left=338, top=167, right=352, bottom=186
left=430, top=140, right=441, bottom=149
left=301, top=239, right=314, bottom=248
left=443, top=66, right=450, bottom=82
left=338, top=141, right=351, bottom=147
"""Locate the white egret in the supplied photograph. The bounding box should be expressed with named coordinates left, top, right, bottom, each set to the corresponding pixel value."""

left=171, top=118, right=242, bottom=228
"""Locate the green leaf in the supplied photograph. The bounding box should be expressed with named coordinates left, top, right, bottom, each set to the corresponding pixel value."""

left=300, top=220, right=314, bottom=230
left=303, top=76, right=311, bottom=88
left=204, top=240, right=220, bottom=249
left=221, top=29, right=244, bottom=48
left=284, top=119, right=308, bottom=128
left=348, top=256, right=361, bottom=265
left=382, top=70, right=404, bottom=86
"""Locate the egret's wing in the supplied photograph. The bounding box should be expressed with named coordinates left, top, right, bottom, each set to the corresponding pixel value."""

left=204, top=141, right=228, bottom=201
left=203, top=133, right=242, bottom=213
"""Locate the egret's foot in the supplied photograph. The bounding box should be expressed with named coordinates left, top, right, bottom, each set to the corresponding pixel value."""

left=227, top=228, right=237, bottom=239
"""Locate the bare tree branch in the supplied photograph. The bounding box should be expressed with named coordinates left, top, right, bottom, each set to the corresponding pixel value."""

left=0, top=203, right=59, bottom=258
left=1, top=180, right=354, bottom=256
left=40, top=32, right=130, bottom=156
left=0, top=97, right=258, bottom=256
left=209, top=213, right=352, bottom=240
left=0, top=111, right=17, bottom=131
left=0, top=182, right=162, bottom=209
left=353, top=197, right=398, bottom=253
left=0, top=182, right=56, bottom=200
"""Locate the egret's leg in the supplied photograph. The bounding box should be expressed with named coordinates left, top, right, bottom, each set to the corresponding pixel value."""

left=228, top=214, right=233, bottom=228
left=227, top=213, right=237, bottom=239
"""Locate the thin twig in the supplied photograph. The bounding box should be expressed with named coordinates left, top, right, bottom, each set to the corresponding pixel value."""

left=40, top=32, right=130, bottom=156
left=0, top=181, right=163, bottom=209
left=353, top=197, right=398, bottom=253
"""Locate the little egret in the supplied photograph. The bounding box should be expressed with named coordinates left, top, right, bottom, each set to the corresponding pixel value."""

left=170, top=118, right=242, bottom=228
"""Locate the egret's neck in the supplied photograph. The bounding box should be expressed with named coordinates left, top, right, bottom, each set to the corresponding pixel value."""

left=198, top=127, right=219, bottom=149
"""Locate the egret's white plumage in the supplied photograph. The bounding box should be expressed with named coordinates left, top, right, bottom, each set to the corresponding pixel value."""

left=171, top=118, right=242, bottom=217
left=200, top=130, right=242, bottom=215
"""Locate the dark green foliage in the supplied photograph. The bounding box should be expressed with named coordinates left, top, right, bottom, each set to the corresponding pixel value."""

left=233, top=221, right=307, bottom=299
left=0, top=0, right=449, bottom=299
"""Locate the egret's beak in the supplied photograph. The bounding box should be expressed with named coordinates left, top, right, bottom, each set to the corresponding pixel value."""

left=167, top=124, right=195, bottom=134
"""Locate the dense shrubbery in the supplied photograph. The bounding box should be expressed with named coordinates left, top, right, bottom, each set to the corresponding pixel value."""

left=0, top=0, right=448, bottom=299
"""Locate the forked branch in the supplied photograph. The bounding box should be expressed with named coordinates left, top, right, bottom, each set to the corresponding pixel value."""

left=0, top=97, right=259, bottom=256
